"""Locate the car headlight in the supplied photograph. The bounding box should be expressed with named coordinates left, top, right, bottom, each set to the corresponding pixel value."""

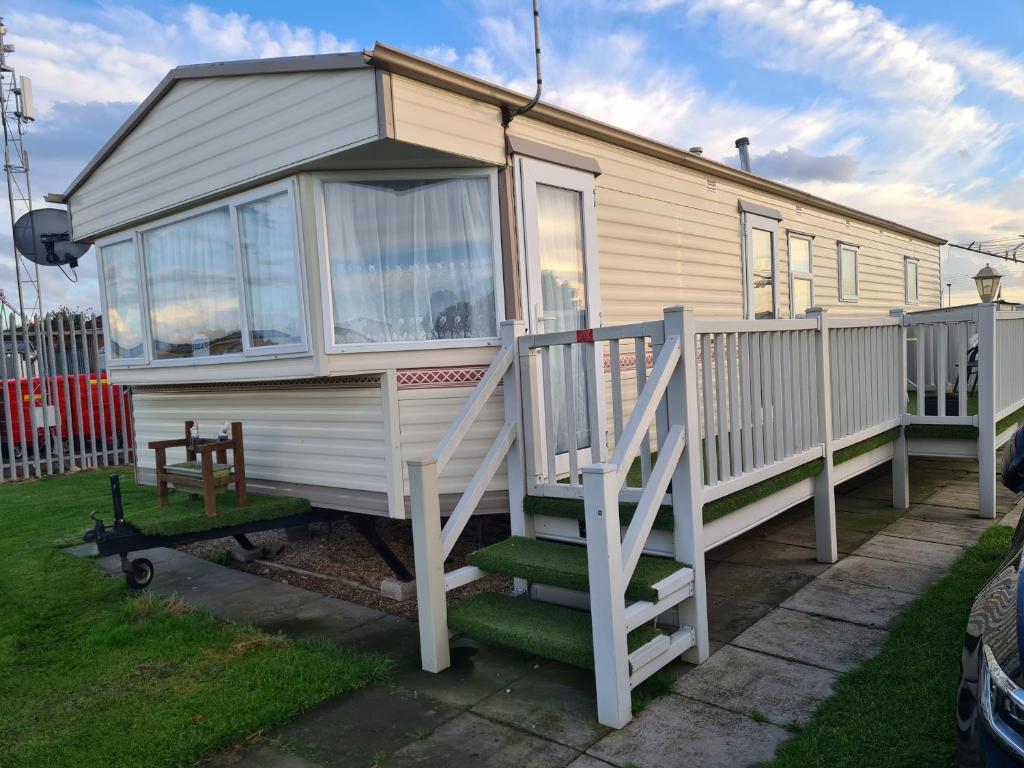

left=981, top=644, right=1024, bottom=757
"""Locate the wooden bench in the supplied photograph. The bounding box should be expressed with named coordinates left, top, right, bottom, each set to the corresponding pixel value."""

left=148, top=420, right=247, bottom=517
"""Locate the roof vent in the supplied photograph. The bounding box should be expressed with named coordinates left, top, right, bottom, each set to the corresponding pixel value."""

left=689, top=146, right=703, bottom=156
left=735, top=137, right=751, bottom=172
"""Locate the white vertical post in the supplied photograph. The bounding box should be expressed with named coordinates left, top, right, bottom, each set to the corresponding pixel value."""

left=890, top=310, right=910, bottom=509
left=408, top=458, right=451, bottom=673
left=583, top=461, right=632, bottom=729
left=977, top=302, right=997, bottom=519
left=664, top=306, right=709, bottom=664
left=806, top=308, right=837, bottom=563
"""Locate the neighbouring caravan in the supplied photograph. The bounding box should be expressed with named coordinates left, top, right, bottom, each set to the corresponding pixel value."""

left=61, top=45, right=946, bottom=518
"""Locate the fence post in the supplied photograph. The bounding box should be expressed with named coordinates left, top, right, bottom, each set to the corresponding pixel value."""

left=977, top=302, right=997, bottom=519
left=583, top=461, right=632, bottom=729
left=664, top=306, right=709, bottom=664
left=890, top=309, right=910, bottom=509
left=806, top=308, right=837, bottom=563
left=408, top=458, right=451, bottom=673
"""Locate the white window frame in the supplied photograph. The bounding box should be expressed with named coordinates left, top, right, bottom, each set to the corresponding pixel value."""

left=96, top=237, right=149, bottom=365
left=787, top=230, right=815, bottom=318
left=741, top=212, right=780, bottom=319
left=838, top=242, right=860, bottom=302
left=314, top=167, right=505, bottom=354
left=95, top=178, right=310, bottom=369
left=905, top=256, right=920, bottom=305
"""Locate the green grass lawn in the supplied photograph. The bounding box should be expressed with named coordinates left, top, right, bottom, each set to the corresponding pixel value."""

left=0, top=469, right=391, bottom=768
left=765, top=524, right=1013, bottom=768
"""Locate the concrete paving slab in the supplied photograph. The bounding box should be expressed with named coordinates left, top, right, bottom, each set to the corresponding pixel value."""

left=905, top=504, right=993, bottom=528
left=386, top=711, right=579, bottom=768
left=707, top=593, right=775, bottom=644
left=733, top=608, right=887, bottom=673
left=781, top=576, right=916, bottom=629
left=822, top=554, right=946, bottom=595
left=335, top=615, right=423, bottom=671
left=882, top=517, right=984, bottom=546
left=396, top=643, right=537, bottom=710
left=472, top=662, right=610, bottom=750
left=274, top=684, right=461, bottom=768
left=566, top=756, right=617, bottom=768
left=190, top=579, right=325, bottom=625
left=706, top=560, right=817, bottom=605
left=854, top=534, right=964, bottom=568
left=760, top=515, right=875, bottom=554
left=674, top=644, right=838, bottom=727
left=718, top=540, right=830, bottom=577
left=588, top=694, right=790, bottom=768
left=258, top=595, right=385, bottom=640
left=64, top=541, right=98, bottom=557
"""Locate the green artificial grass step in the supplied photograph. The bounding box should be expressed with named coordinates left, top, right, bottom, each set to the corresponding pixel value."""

left=448, top=592, right=662, bottom=670
left=125, top=489, right=311, bottom=537
left=467, top=536, right=689, bottom=602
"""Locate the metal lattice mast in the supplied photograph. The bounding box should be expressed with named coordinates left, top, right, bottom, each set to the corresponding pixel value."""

left=0, top=18, right=39, bottom=323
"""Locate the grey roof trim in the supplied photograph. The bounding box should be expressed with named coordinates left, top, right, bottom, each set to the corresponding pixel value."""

left=738, top=199, right=783, bottom=221
left=506, top=135, right=602, bottom=175
left=368, top=43, right=946, bottom=246
left=63, top=51, right=370, bottom=199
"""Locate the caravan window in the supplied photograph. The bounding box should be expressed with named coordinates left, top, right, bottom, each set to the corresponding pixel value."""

left=97, top=180, right=308, bottom=367
left=143, top=208, right=242, bottom=360
left=320, top=169, right=502, bottom=351
left=839, top=243, right=859, bottom=301
left=99, top=240, right=145, bottom=361
left=905, top=257, right=919, bottom=304
left=788, top=233, right=814, bottom=317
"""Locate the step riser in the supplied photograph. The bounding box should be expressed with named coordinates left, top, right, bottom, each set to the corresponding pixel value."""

left=528, top=580, right=695, bottom=632
left=629, top=627, right=696, bottom=688
left=533, top=515, right=676, bottom=558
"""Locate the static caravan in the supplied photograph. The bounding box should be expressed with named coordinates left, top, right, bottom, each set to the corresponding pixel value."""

left=60, top=44, right=945, bottom=520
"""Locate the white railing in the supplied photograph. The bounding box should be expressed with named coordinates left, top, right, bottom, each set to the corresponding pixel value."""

left=409, top=320, right=525, bottom=672
left=1, top=311, right=134, bottom=483
left=829, top=316, right=903, bottom=445
left=996, top=313, right=1024, bottom=417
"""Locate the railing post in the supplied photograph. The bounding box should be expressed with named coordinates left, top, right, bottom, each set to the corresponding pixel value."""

left=583, top=461, right=632, bottom=729
left=502, top=321, right=532, bottom=594
left=806, top=307, right=837, bottom=563
left=890, top=309, right=910, bottom=509
left=408, top=458, right=451, bottom=673
left=664, top=306, right=709, bottom=664
left=977, top=302, right=997, bottom=519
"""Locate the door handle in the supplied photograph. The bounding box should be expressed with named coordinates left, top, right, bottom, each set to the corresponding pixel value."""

left=535, top=303, right=556, bottom=323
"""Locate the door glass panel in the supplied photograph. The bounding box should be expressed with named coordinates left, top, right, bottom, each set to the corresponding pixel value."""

left=536, top=183, right=590, bottom=453
left=752, top=228, right=775, bottom=319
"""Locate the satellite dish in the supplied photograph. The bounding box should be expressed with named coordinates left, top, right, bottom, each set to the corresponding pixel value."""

left=13, top=208, right=90, bottom=268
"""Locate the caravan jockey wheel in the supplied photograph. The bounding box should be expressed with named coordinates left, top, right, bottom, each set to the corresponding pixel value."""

left=125, top=558, right=154, bottom=590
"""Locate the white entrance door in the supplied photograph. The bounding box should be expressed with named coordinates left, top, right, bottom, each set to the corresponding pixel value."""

left=517, top=157, right=602, bottom=477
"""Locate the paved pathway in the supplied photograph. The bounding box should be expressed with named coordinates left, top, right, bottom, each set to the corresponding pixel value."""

left=74, top=459, right=1022, bottom=768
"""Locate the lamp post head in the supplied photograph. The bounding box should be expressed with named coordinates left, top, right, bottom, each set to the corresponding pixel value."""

left=974, top=263, right=1003, bottom=303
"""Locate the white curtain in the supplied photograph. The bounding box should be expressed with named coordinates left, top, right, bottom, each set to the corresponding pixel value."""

left=535, top=184, right=590, bottom=453
left=100, top=241, right=144, bottom=359
left=238, top=193, right=303, bottom=348
left=323, top=177, right=496, bottom=344
left=143, top=208, right=241, bottom=359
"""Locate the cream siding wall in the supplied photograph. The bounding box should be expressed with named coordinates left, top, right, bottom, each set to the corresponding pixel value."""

left=132, top=386, right=389, bottom=494
left=71, top=70, right=380, bottom=240
left=397, top=386, right=508, bottom=496
left=388, top=74, right=941, bottom=324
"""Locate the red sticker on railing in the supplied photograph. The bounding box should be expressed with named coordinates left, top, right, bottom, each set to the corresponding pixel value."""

left=576, top=329, right=594, bottom=343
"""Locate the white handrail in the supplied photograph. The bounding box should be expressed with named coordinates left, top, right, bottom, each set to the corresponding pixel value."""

left=430, top=343, right=513, bottom=474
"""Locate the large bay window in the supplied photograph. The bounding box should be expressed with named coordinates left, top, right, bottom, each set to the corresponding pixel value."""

left=320, top=169, right=502, bottom=350
left=97, top=181, right=307, bottom=366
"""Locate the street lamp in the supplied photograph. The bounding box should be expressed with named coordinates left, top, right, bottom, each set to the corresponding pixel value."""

left=974, top=263, right=1003, bottom=303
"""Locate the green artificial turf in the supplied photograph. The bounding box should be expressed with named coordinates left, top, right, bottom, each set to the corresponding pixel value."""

left=702, top=459, right=824, bottom=524
left=0, top=470, right=391, bottom=768
left=467, top=536, right=687, bottom=602
left=832, top=427, right=902, bottom=465
left=524, top=494, right=675, bottom=531
left=448, top=592, right=661, bottom=670
left=124, top=488, right=310, bottom=537
left=905, top=423, right=980, bottom=440
left=764, top=525, right=1013, bottom=768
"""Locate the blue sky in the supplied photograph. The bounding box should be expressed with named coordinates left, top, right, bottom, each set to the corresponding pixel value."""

left=5, top=0, right=1024, bottom=310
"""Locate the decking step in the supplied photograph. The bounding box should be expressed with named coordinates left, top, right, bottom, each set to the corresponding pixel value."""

left=466, top=536, right=690, bottom=603
left=448, top=592, right=662, bottom=670
left=524, top=495, right=675, bottom=531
